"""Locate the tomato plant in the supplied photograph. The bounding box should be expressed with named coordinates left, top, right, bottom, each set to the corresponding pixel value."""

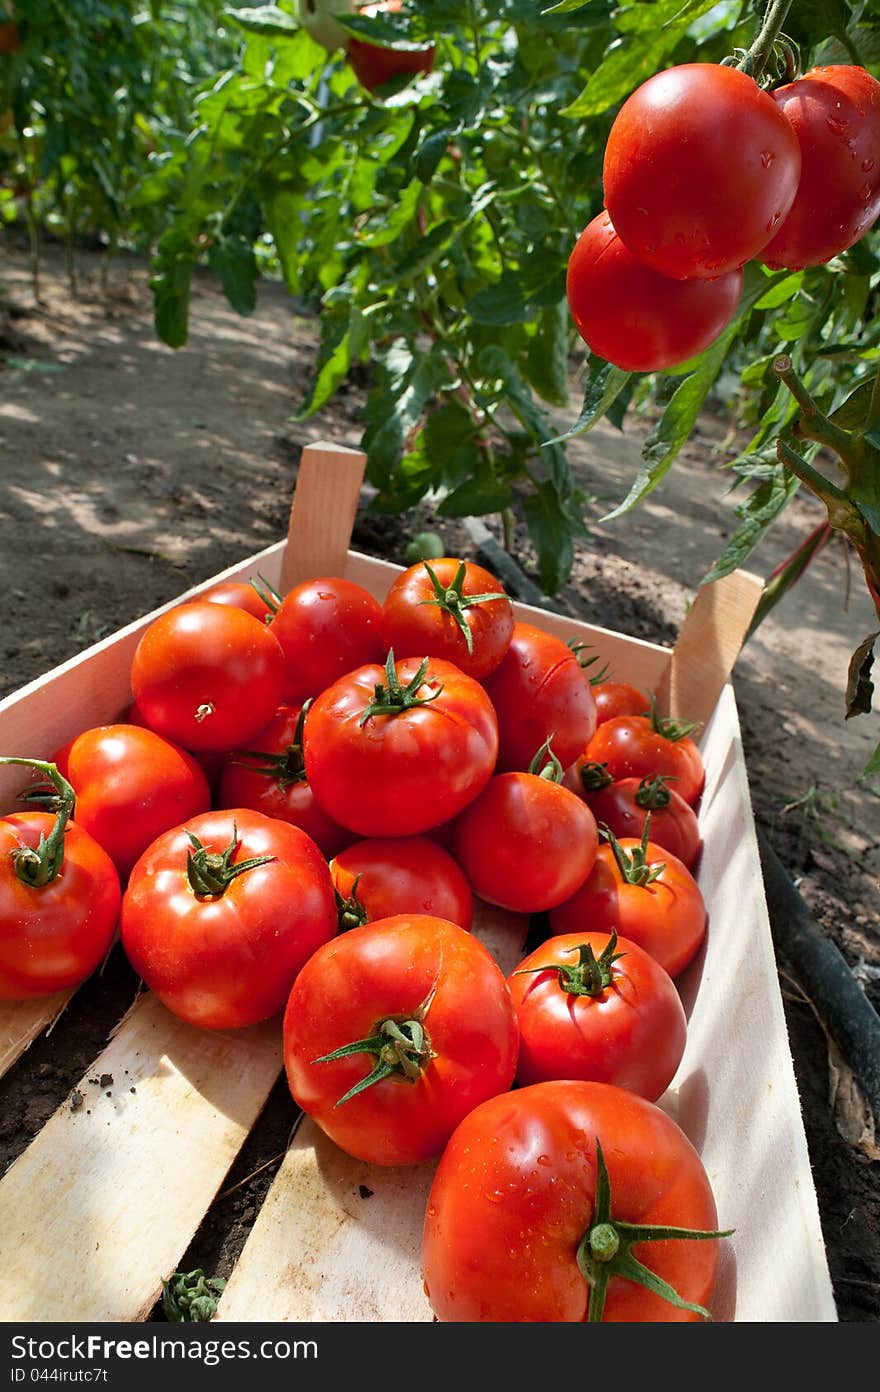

left=482, top=623, right=597, bottom=773
left=451, top=740, right=598, bottom=914
left=50, top=723, right=211, bottom=880
left=566, top=212, right=744, bottom=372
left=303, top=651, right=498, bottom=836
left=549, top=824, right=707, bottom=980
left=217, top=703, right=354, bottom=860
left=270, top=576, right=384, bottom=705
left=764, top=64, right=880, bottom=270
left=421, top=1079, right=728, bottom=1321
left=330, top=835, right=473, bottom=931
left=584, top=706, right=705, bottom=807
left=130, top=602, right=285, bottom=752
left=603, top=62, right=801, bottom=280
left=381, top=558, right=514, bottom=680
left=0, top=759, right=120, bottom=1000
left=120, top=808, right=336, bottom=1029
left=283, top=913, right=519, bottom=1165
left=508, top=930, right=686, bottom=1100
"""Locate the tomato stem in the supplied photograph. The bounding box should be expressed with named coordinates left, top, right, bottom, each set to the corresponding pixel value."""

left=231, top=702, right=311, bottom=787
left=359, top=650, right=443, bottom=724
left=738, top=0, right=795, bottom=83
left=515, top=931, right=625, bottom=998
left=634, top=775, right=674, bottom=811
left=567, top=639, right=611, bottom=685
left=335, top=873, right=370, bottom=932
left=527, top=737, right=564, bottom=783
left=0, top=757, right=76, bottom=887
left=647, top=695, right=699, bottom=743
left=577, top=1139, right=733, bottom=1321
left=417, top=560, right=504, bottom=657
left=600, top=818, right=666, bottom=887
left=314, top=1008, right=435, bottom=1106
left=185, top=825, right=276, bottom=897
left=578, top=760, right=613, bottom=792
left=774, top=356, right=857, bottom=475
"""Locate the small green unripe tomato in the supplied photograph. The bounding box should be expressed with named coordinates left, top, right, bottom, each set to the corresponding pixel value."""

left=404, top=530, right=445, bottom=564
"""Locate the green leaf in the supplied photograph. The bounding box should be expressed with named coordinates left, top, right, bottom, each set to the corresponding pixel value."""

left=524, top=302, right=570, bottom=408
left=265, top=188, right=305, bottom=294
left=523, top=482, right=577, bottom=593
left=414, top=129, right=454, bottom=183
left=753, top=273, right=804, bottom=310
left=294, top=300, right=367, bottom=420
left=151, top=233, right=196, bottom=350
left=364, top=346, right=451, bottom=492
left=394, top=220, right=457, bottom=277
left=357, top=178, right=423, bottom=247
left=701, top=464, right=801, bottom=586
left=547, top=361, right=631, bottom=444
left=208, top=234, right=258, bottom=316
left=437, top=475, right=515, bottom=517
left=864, top=741, right=880, bottom=778
left=225, top=6, right=300, bottom=37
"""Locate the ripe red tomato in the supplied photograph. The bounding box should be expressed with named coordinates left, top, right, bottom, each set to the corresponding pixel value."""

left=567, top=213, right=744, bottom=372
left=603, top=63, right=801, bottom=279
left=0, top=759, right=120, bottom=1001
left=585, top=711, right=705, bottom=806
left=564, top=768, right=702, bottom=871
left=451, top=759, right=598, bottom=913
left=120, top=809, right=336, bottom=1029
left=763, top=65, right=880, bottom=269
left=283, top=913, right=519, bottom=1165
left=51, top=724, right=210, bottom=880
left=190, top=578, right=277, bottom=625
left=482, top=623, right=597, bottom=773
left=381, top=558, right=514, bottom=680
left=270, top=576, right=383, bottom=705
left=330, top=835, right=473, bottom=931
left=217, top=704, right=353, bottom=860
left=422, top=1080, right=725, bottom=1321
left=347, top=1, right=435, bottom=95
left=130, top=602, right=285, bottom=752
left=593, top=681, right=650, bottom=725
left=549, top=830, right=707, bottom=980
left=303, top=653, right=498, bottom=836
left=507, top=931, right=687, bottom=1099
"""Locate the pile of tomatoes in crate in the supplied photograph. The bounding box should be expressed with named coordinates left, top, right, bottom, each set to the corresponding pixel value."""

left=0, top=556, right=728, bottom=1322
left=567, top=61, right=880, bottom=372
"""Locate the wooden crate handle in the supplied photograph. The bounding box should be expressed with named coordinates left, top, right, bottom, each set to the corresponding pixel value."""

left=654, top=569, right=764, bottom=729
left=280, top=442, right=367, bottom=593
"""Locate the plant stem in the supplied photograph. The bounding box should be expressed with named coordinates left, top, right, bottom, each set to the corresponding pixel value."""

left=866, top=360, right=880, bottom=437
left=740, top=0, right=794, bottom=81
left=501, top=507, right=514, bottom=553
left=773, top=355, right=856, bottom=473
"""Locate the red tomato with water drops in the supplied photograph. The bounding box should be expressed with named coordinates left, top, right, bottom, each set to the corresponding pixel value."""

left=381, top=558, right=514, bottom=680
left=482, top=623, right=597, bottom=773
left=549, top=826, right=707, bottom=980
left=50, top=724, right=210, bottom=880
left=283, top=913, right=519, bottom=1166
left=603, top=62, right=801, bottom=280
left=0, top=759, right=121, bottom=1001
left=566, top=213, right=743, bottom=372
left=217, top=704, right=354, bottom=860
left=303, top=653, right=498, bottom=837
left=421, top=1080, right=726, bottom=1322
left=330, top=836, right=473, bottom=931
left=121, top=809, right=336, bottom=1030
left=764, top=65, right=880, bottom=270
left=130, top=602, right=285, bottom=752
left=452, top=743, right=598, bottom=914
left=585, top=709, right=705, bottom=807
left=270, top=577, right=383, bottom=705
left=507, top=930, right=687, bottom=1100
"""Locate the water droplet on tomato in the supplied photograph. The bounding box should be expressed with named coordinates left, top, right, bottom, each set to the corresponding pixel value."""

left=761, top=150, right=775, bottom=168
left=426, top=1204, right=436, bottom=1218
left=862, top=158, right=875, bottom=172
left=537, top=1154, right=552, bottom=1166
left=860, top=183, right=872, bottom=202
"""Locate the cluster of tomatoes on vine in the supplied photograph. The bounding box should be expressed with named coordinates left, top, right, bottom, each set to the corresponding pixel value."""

left=2, top=557, right=729, bottom=1321
left=567, top=60, right=880, bottom=373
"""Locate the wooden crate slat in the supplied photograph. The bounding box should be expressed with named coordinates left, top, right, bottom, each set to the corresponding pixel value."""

left=0, top=991, right=71, bottom=1081
left=0, top=992, right=282, bottom=1322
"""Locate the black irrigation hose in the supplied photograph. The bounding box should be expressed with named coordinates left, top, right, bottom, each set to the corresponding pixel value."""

left=758, top=828, right=880, bottom=1125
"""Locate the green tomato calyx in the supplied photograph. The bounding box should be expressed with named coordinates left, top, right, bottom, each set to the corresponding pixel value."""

left=601, top=818, right=666, bottom=887
left=515, top=931, right=625, bottom=999
left=185, top=824, right=276, bottom=897
left=418, top=560, right=504, bottom=656
left=314, top=985, right=437, bottom=1106
left=359, top=650, right=443, bottom=724
left=0, top=757, right=77, bottom=887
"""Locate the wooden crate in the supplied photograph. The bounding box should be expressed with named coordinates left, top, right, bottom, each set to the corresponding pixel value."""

left=0, top=444, right=837, bottom=1323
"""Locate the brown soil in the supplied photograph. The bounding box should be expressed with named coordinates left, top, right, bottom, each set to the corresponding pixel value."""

left=1, top=239, right=878, bottom=1322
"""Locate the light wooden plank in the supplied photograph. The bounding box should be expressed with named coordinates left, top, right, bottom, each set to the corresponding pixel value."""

left=0, top=993, right=283, bottom=1321
left=280, top=443, right=367, bottom=593
left=0, top=991, right=71, bottom=1081
left=654, top=569, right=764, bottom=728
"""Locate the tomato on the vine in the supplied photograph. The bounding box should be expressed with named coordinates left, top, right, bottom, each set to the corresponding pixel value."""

left=381, top=558, right=514, bottom=680
left=764, top=65, right=880, bottom=269
left=567, top=212, right=743, bottom=372
left=584, top=707, right=705, bottom=807
left=270, top=576, right=383, bottom=705
left=303, top=651, right=498, bottom=836
left=217, top=703, right=354, bottom=860
left=50, top=724, right=210, bottom=880
left=130, top=602, right=285, bottom=752
left=422, top=1080, right=727, bottom=1322
left=120, top=809, right=336, bottom=1030
left=283, top=913, right=519, bottom=1165
left=482, top=623, right=597, bottom=773
left=346, top=1, right=435, bottom=96
left=507, top=930, right=686, bottom=1099
left=549, top=825, right=707, bottom=980
left=330, top=835, right=473, bottom=931
left=603, top=63, right=801, bottom=280
left=452, top=742, right=598, bottom=914
left=0, top=759, right=120, bottom=1001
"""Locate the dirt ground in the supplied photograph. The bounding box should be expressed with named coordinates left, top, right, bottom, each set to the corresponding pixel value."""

left=1, top=239, right=878, bottom=1322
